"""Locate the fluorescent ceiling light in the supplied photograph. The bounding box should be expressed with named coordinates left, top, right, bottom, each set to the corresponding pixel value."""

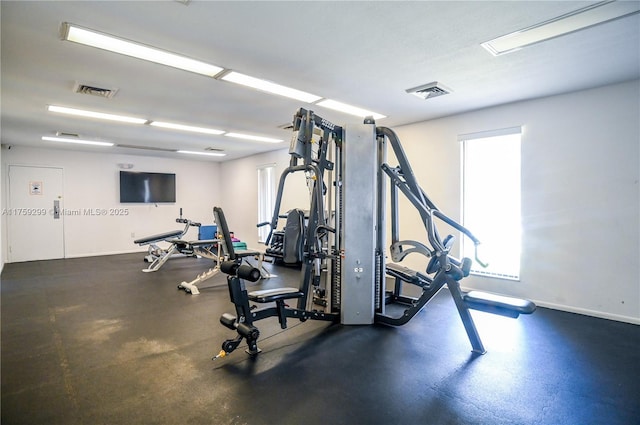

left=177, top=150, right=226, bottom=157
left=61, top=23, right=224, bottom=77
left=220, top=71, right=322, bottom=103
left=482, top=0, right=640, bottom=56
left=42, top=136, right=113, bottom=147
left=48, top=105, right=147, bottom=124
left=316, top=99, right=386, bottom=120
left=149, top=121, right=225, bottom=135
left=224, top=132, right=283, bottom=143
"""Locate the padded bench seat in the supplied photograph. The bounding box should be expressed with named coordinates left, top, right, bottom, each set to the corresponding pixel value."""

left=167, top=238, right=218, bottom=247
left=386, top=263, right=432, bottom=288
left=463, top=291, right=536, bottom=318
left=134, top=229, right=184, bottom=245
left=248, top=287, right=304, bottom=303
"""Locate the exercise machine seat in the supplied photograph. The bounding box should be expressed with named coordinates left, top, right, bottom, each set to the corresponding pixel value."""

left=386, top=263, right=432, bottom=288
left=248, top=287, right=304, bottom=303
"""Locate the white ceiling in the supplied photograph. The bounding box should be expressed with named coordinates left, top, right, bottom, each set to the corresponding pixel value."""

left=2, top=1, right=639, bottom=162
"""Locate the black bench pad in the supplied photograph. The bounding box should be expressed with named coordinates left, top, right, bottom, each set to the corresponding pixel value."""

left=134, top=229, right=184, bottom=245
left=386, top=263, right=432, bottom=288
left=464, top=291, right=536, bottom=318
left=248, top=287, right=304, bottom=303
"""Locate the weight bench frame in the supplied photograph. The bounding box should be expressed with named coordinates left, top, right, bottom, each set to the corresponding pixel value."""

left=134, top=217, right=203, bottom=273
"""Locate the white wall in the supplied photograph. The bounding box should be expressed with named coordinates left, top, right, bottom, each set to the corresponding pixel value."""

left=393, top=80, right=639, bottom=324
left=0, top=144, right=3, bottom=273
left=2, top=146, right=220, bottom=259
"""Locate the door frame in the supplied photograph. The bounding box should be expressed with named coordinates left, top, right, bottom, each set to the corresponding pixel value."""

left=6, top=164, right=66, bottom=262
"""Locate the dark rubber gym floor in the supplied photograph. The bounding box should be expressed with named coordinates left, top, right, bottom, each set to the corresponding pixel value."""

left=2, top=253, right=639, bottom=425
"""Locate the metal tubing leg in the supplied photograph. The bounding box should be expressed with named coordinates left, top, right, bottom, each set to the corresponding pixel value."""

left=142, top=244, right=178, bottom=272
left=447, top=276, right=486, bottom=354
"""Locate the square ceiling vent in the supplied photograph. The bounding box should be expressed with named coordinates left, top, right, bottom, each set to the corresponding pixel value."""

left=406, top=82, right=452, bottom=100
left=73, top=82, right=119, bottom=99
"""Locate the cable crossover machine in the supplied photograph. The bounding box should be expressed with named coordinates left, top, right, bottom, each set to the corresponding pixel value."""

left=215, top=108, right=535, bottom=359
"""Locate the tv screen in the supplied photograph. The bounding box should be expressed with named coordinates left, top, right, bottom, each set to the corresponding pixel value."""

left=119, top=171, right=176, bottom=203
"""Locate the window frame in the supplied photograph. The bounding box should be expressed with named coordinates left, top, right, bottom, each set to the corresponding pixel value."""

left=257, top=163, right=276, bottom=244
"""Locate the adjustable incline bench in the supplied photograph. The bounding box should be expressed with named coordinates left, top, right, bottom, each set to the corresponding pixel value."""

left=177, top=207, right=273, bottom=295
left=134, top=209, right=217, bottom=272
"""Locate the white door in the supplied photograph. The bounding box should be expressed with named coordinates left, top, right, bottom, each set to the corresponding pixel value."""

left=8, top=165, right=65, bottom=262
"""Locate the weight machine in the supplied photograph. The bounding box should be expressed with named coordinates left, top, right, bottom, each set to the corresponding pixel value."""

left=216, top=108, right=534, bottom=358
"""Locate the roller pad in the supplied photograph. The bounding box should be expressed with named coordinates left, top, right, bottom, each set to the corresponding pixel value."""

left=221, top=261, right=239, bottom=275
left=464, top=291, right=536, bottom=318
left=236, top=264, right=261, bottom=282
left=220, top=313, right=237, bottom=330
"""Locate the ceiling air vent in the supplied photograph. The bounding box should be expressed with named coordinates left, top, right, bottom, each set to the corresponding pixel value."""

left=205, top=147, right=224, bottom=152
left=406, top=82, right=452, bottom=100
left=117, top=144, right=177, bottom=152
left=73, top=82, right=119, bottom=99
left=56, top=131, right=80, bottom=138
left=278, top=122, right=294, bottom=131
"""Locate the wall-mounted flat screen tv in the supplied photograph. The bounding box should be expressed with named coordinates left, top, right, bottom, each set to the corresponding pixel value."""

left=119, top=171, right=176, bottom=203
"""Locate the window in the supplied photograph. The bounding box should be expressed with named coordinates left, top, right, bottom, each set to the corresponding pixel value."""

left=257, top=164, right=276, bottom=243
left=461, top=127, right=522, bottom=280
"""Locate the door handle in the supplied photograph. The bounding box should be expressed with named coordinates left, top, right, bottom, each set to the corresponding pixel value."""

left=53, top=200, right=60, bottom=219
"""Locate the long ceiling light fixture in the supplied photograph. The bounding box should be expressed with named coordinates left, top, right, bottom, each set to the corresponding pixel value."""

left=42, top=136, right=114, bottom=147
left=48, top=105, right=283, bottom=142
left=48, top=105, right=147, bottom=124
left=149, top=121, right=225, bottom=135
left=177, top=150, right=226, bottom=157
left=220, top=71, right=322, bottom=103
left=61, top=23, right=224, bottom=77
left=225, top=132, right=283, bottom=143
left=482, top=0, right=640, bottom=56
left=316, top=99, right=386, bottom=120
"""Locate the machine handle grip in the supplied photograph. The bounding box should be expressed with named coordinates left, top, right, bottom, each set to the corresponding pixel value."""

left=474, top=243, right=489, bottom=268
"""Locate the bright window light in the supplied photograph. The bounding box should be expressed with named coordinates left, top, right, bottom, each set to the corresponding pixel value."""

left=177, top=150, right=226, bottom=157
left=316, top=99, right=386, bottom=120
left=47, top=105, right=147, bottom=124
left=220, top=71, right=322, bottom=103
left=482, top=1, right=640, bottom=55
left=61, top=23, right=224, bottom=77
left=42, top=136, right=114, bottom=147
left=461, top=128, right=522, bottom=280
left=149, top=121, right=225, bottom=135
left=225, top=133, right=283, bottom=143
left=257, top=164, right=276, bottom=243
